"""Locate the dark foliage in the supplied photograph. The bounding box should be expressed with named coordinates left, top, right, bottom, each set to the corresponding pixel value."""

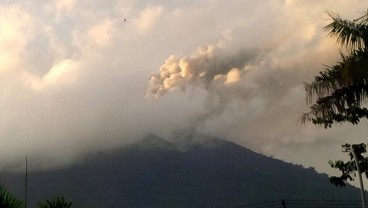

left=0, top=184, right=22, bottom=208
left=302, top=10, right=368, bottom=128
left=329, top=143, right=368, bottom=186
left=38, top=196, right=72, bottom=208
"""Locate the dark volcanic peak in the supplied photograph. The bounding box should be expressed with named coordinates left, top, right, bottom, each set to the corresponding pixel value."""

left=170, top=133, right=231, bottom=150
left=136, top=133, right=235, bottom=153
left=0, top=134, right=363, bottom=208
left=133, top=134, right=175, bottom=150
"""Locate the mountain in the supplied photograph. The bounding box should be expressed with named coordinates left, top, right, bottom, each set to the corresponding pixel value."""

left=0, top=135, right=363, bottom=208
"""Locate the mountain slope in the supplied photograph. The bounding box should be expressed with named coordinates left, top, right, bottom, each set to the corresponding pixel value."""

left=0, top=135, right=362, bottom=208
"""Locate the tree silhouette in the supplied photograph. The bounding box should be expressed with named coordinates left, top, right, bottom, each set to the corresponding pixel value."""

left=329, top=143, right=368, bottom=186
left=0, top=184, right=23, bottom=208
left=302, top=10, right=368, bottom=128
left=0, top=183, right=73, bottom=208
left=38, top=196, right=72, bottom=208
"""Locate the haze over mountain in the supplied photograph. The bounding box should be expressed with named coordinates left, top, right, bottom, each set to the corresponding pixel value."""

left=2, top=0, right=368, bottom=178
left=0, top=135, right=362, bottom=208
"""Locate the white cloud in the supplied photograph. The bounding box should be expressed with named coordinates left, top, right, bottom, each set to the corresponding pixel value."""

left=224, top=68, right=241, bottom=84
left=72, top=19, right=116, bottom=50
left=0, top=5, right=34, bottom=74
left=24, top=59, right=79, bottom=90
left=1, top=0, right=368, bottom=175
left=46, top=0, right=77, bottom=21
left=133, top=5, right=163, bottom=34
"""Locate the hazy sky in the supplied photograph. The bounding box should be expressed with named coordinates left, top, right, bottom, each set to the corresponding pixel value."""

left=1, top=0, right=368, bottom=180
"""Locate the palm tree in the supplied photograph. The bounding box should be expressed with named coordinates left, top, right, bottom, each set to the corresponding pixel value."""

left=0, top=185, right=23, bottom=208
left=0, top=183, right=73, bottom=208
left=38, top=196, right=72, bottom=208
left=302, top=10, right=368, bottom=128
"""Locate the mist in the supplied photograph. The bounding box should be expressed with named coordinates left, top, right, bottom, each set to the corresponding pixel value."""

left=1, top=0, right=368, bottom=174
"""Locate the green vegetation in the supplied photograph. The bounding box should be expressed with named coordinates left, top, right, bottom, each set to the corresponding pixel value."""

left=38, top=196, right=72, bottom=208
left=0, top=185, right=23, bottom=208
left=0, top=184, right=72, bottom=208
left=301, top=9, right=368, bottom=191
left=329, top=143, right=368, bottom=186
left=302, top=10, right=368, bottom=128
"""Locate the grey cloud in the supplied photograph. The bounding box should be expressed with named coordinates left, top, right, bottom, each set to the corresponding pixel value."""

left=1, top=0, right=368, bottom=175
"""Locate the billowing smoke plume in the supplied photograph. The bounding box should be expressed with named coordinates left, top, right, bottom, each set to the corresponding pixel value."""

left=146, top=42, right=264, bottom=97
left=144, top=19, right=362, bottom=175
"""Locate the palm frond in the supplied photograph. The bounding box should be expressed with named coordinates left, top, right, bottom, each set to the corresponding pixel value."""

left=325, top=11, right=368, bottom=50
left=341, top=49, right=368, bottom=86
left=305, top=59, right=345, bottom=105
left=354, top=9, right=368, bottom=25
left=0, top=185, right=23, bottom=208
left=38, top=196, right=72, bottom=208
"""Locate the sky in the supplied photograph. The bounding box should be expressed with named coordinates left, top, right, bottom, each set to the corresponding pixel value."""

left=1, top=0, right=368, bottom=181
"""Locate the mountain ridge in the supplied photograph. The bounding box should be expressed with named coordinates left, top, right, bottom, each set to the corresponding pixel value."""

left=0, top=135, right=362, bottom=208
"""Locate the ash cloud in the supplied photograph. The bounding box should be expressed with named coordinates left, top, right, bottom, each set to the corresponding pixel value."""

left=145, top=0, right=368, bottom=175
left=1, top=0, right=368, bottom=176
left=146, top=42, right=265, bottom=97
